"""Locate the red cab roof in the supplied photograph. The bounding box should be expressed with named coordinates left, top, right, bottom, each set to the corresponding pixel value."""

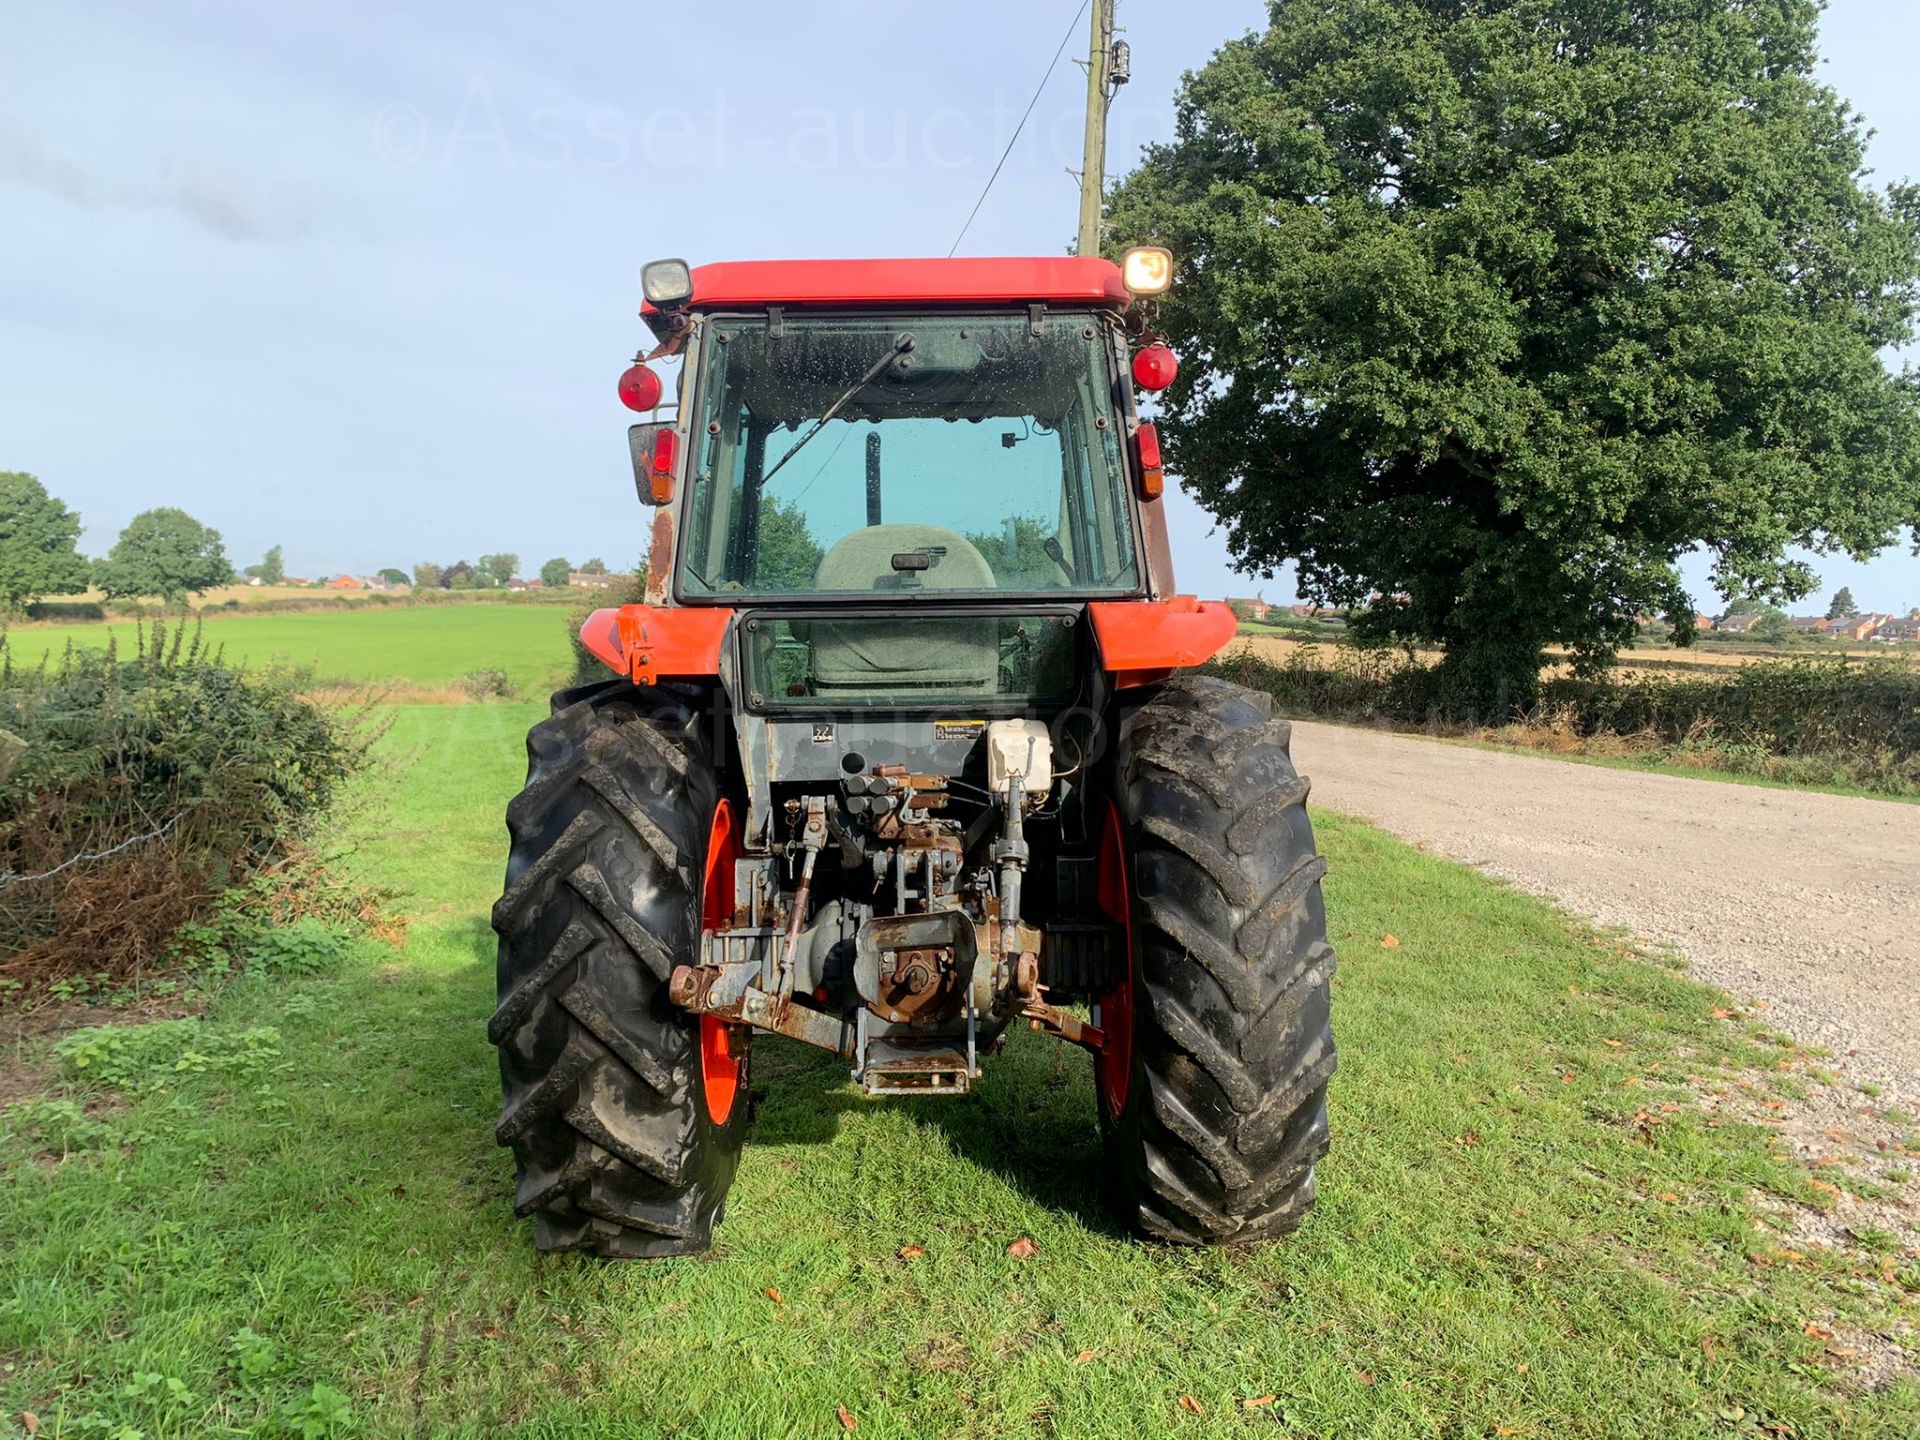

left=647, top=257, right=1131, bottom=318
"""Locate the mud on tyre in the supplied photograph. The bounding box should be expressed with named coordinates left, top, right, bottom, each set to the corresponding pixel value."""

left=489, top=680, right=747, bottom=1257
left=1097, top=674, right=1337, bottom=1243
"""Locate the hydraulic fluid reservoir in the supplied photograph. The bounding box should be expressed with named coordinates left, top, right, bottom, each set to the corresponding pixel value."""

left=986, top=719, right=1053, bottom=796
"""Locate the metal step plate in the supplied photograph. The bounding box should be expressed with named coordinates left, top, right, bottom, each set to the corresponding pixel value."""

left=860, top=1040, right=971, bottom=1096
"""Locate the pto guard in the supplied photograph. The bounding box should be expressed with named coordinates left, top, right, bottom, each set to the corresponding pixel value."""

left=1088, top=597, right=1237, bottom=689
left=580, top=605, right=734, bottom=684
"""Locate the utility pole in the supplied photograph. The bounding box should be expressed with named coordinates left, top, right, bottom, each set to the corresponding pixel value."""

left=1076, top=0, right=1121, bottom=258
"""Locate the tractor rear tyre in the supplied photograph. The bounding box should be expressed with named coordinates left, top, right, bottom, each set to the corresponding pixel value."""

left=489, top=680, right=748, bottom=1257
left=1097, top=674, right=1336, bottom=1244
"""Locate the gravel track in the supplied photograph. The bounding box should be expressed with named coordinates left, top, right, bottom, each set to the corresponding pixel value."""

left=1292, top=721, right=1919, bottom=1106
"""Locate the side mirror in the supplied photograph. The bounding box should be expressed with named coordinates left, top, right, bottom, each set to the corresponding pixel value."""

left=628, top=422, right=677, bottom=505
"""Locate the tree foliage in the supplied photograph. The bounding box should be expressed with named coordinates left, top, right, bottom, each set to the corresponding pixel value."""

left=1826, top=586, right=1859, bottom=620
left=966, top=514, right=1066, bottom=588
left=412, top=562, right=442, bottom=590
left=0, top=471, right=90, bottom=611
left=94, top=508, right=234, bottom=603
left=754, top=495, right=825, bottom=590
left=378, top=567, right=409, bottom=586
left=476, top=553, right=520, bottom=587
left=539, top=556, right=572, bottom=589
left=1108, top=0, right=1920, bottom=713
left=243, top=545, right=285, bottom=585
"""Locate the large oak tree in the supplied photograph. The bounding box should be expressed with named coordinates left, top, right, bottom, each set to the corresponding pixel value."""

left=0, top=471, right=90, bottom=611
left=1108, top=0, right=1920, bottom=712
left=95, top=508, right=234, bottom=604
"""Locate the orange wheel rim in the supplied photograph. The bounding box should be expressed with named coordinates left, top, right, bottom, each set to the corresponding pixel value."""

left=1095, top=799, right=1134, bottom=1116
left=699, top=799, right=744, bottom=1125
left=700, top=1014, right=741, bottom=1126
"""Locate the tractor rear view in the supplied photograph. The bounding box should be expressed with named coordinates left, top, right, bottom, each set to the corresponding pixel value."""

left=489, top=252, right=1336, bottom=1256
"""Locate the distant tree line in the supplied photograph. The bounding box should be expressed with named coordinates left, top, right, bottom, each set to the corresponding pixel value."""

left=0, top=473, right=627, bottom=609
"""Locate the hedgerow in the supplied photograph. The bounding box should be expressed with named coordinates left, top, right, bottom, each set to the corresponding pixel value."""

left=1213, top=646, right=1920, bottom=794
left=0, top=623, right=373, bottom=986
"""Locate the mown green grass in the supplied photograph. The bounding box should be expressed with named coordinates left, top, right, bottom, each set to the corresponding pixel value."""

left=0, top=605, right=575, bottom=697
left=1, top=703, right=1914, bottom=1438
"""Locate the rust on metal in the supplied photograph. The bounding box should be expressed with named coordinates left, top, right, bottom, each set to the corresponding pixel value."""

left=644, top=508, right=675, bottom=606
left=870, top=944, right=962, bottom=1025
left=1020, top=997, right=1106, bottom=1052
left=668, top=964, right=713, bottom=1009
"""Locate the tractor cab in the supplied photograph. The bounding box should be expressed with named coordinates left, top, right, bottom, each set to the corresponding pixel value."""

left=593, top=253, right=1231, bottom=855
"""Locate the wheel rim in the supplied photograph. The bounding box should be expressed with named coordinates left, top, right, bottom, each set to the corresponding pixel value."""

left=1095, top=798, right=1134, bottom=1116
left=699, top=798, right=743, bottom=1126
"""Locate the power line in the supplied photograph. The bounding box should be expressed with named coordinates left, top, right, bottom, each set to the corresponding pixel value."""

left=947, top=0, right=1092, bottom=258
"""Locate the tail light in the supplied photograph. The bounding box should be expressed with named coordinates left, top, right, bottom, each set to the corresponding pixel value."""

left=1133, top=423, right=1164, bottom=500
left=649, top=428, right=679, bottom=504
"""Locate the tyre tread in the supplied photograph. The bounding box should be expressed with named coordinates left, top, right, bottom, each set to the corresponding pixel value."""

left=1104, top=673, right=1337, bottom=1244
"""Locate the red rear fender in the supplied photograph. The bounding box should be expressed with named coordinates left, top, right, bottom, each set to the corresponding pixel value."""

left=578, top=605, right=734, bottom=684
left=1087, top=597, right=1237, bottom=689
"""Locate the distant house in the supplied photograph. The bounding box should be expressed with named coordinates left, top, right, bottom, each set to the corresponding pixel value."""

left=1829, top=613, right=1887, bottom=642
left=1226, top=596, right=1272, bottom=621
left=1869, top=614, right=1920, bottom=643
left=1787, top=615, right=1830, bottom=632
left=1715, top=614, right=1760, bottom=634
left=506, top=578, right=531, bottom=591
left=569, top=571, right=634, bottom=590
left=1693, top=614, right=1715, bottom=632
left=327, top=575, right=363, bottom=591
left=282, top=576, right=310, bottom=587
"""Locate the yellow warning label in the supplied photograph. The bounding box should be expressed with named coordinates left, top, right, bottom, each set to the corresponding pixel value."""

left=933, top=719, right=986, bottom=742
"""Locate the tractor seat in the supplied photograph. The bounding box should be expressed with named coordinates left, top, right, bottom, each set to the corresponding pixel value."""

left=808, top=525, right=999, bottom=695
left=812, top=524, right=997, bottom=593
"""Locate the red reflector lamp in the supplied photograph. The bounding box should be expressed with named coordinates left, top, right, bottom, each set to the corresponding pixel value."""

left=1133, top=423, right=1164, bottom=500
left=618, top=362, right=663, bottom=412
left=1132, top=343, right=1179, bottom=392
left=649, top=428, right=678, bottom=504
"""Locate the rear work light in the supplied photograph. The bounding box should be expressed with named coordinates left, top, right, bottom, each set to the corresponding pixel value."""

left=642, top=258, right=694, bottom=307
left=1132, top=422, right=1164, bottom=500
left=1121, top=246, right=1173, bottom=296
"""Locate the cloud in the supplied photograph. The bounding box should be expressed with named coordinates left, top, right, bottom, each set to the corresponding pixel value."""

left=0, top=126, right=311, bottom=242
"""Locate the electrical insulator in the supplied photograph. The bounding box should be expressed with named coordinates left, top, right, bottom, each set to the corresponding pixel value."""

left=1109, top=39, right=1131, bottom=87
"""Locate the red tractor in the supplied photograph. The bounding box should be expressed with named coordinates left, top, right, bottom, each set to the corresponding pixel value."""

left=490, top=251, right=1335, bottom=1256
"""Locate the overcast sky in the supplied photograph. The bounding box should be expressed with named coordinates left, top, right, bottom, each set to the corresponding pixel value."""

left=2, top=0, right=1915, bottom=613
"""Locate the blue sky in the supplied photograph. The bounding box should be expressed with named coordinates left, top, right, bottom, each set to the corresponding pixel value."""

left=2, top=0, right=1915, bottom=614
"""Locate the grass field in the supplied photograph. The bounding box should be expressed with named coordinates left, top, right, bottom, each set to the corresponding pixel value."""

left=0, top=604, right=576, bottom=698
left=2, top=701, right=1914, bottom=1437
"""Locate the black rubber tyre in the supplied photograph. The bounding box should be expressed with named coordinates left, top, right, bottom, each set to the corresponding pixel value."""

left=1098, top=674, right=1337, bottom=1244
left=489, top=680, right=747, bottom=1257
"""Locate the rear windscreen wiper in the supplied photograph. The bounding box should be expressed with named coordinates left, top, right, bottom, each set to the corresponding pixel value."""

left=760, top=333, right=916, bottom=489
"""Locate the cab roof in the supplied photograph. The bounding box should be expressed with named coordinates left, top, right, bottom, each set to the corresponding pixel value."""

left=643, top=257, right=1130, bottom=329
